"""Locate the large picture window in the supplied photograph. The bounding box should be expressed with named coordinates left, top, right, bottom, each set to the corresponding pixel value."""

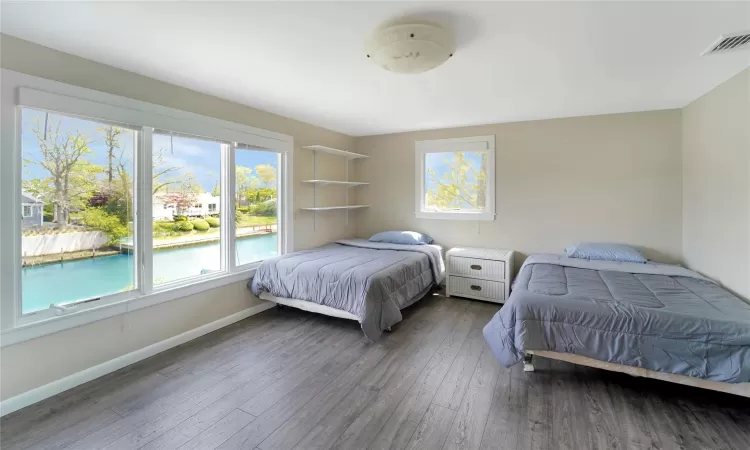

left=415, top=135, right=496, bottom=221
left=1, top=71, right=293, bottom=342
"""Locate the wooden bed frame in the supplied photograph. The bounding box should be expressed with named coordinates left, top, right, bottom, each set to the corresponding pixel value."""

left=523, top=350, right=750, bottom=398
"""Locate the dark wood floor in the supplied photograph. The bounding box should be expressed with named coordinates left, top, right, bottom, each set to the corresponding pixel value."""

left=2, top=292, right=749, bottom=450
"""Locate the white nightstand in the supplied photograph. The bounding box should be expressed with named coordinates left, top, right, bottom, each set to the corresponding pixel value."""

left=446, top=247, right=515, bottom=303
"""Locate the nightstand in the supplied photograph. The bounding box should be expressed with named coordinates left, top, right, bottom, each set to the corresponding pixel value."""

left=446, top=247, right=514, bottom=303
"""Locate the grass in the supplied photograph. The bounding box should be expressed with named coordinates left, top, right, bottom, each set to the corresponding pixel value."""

left=237, top=215, right=276, bottom=227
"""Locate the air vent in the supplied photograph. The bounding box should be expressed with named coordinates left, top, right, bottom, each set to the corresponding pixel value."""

left=702, top=31, right=750, bottom=55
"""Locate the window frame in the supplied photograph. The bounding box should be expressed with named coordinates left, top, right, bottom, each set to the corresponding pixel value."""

left=0, top=70, right=294, bottom=346
left=21, top=205, right=32, bottom=218
left=414, top=135, right=496, bottom=221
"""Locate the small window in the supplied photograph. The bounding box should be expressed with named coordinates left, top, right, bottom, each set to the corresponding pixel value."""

left=415, top=135, right=495, bottom=221
left=208, top=203, right=217, bottom=212
left=22, top=205, right=33, bottom=217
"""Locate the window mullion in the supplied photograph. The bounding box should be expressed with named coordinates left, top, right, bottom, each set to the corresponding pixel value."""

left=138, top=127, right=154, bottom=295
left=222, top=142, right=237, bottom=272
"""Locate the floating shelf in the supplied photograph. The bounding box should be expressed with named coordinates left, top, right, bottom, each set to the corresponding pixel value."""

left=302, top=180, right=369, bottom=187
left=302, top=145, right=369, bottom=160
left=300, top=205, right=370, bottom=211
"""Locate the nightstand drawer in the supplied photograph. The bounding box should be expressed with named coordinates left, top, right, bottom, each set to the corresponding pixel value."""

left=448, top=256, right=505, bottom=281
left=448, top=276, right=506, bottom=303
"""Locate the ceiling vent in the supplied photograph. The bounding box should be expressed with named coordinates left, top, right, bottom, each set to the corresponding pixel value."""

left=702, top=31, right=750, bottom=55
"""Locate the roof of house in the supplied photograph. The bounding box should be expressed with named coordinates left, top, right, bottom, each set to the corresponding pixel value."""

left=21, top=192, right=44, bottom=205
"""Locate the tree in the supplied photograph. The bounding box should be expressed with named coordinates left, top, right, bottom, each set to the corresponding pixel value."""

left=98, top=126, right=122, bottom=184
left=160, top=174, right=201, bottom=216
left=426, top=152, right=487, bottom=210
left=244, top=187, right=276, bottom=205
left=24, top=119, right=95, bottom=227
left=255, top=164, right=277, bottom=187
left=207, top=170, right=220, bottom=197
left=152, top=147, right=184, bottom=194
left=162, top=191, right=197, bottom=216
left=235, top=166, right=256, bottom=206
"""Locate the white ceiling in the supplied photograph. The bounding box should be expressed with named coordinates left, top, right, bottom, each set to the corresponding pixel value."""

left=2, top=1, right=749, bottom=136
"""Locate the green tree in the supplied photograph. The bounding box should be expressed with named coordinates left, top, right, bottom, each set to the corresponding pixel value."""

left=24, top=119, right=97, bottom=227
left=426, top=152, right=487, bottom=210
left=244, top=187, right=276, bottom=205
left=80, top=207, right=128, bottom=245
left=235, top=166, right=256, bottom=206
left=255, top=164, right=277, bottom=187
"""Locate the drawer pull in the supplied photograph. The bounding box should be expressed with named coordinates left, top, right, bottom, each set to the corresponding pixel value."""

left=470, top=264, right=482, bottom=270
left=470, top=285, right=482, bottom=291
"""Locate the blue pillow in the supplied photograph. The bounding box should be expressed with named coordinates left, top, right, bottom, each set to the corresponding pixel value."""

left=369, top=231, right=433, bottom=245
left=564, top=243, right=647, bottom=263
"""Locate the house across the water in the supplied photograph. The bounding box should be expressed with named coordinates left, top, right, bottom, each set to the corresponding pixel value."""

left=21, top=192, right=44, bottom=228
left=152, top=192, right=220, bottom=220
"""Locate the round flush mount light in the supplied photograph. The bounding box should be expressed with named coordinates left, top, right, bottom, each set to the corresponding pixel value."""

left=365, top=21, right=455, bottom=74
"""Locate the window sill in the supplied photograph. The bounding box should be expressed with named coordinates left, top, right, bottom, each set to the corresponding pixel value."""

left=0, top=267, right=259, bottom=347
left=415, top=211, right=496, bottom=221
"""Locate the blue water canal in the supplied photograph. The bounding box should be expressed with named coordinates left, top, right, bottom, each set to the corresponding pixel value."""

left=22, top=234, right=277, bottom=314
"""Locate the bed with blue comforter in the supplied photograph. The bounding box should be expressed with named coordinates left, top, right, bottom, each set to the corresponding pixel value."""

left=483, top=254, right=750, bottom=383
left=250, top=239, right=445, bottom=341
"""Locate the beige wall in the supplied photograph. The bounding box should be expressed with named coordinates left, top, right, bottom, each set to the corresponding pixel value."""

left=682, top=68, right=750, bottom=301
left=354, top=110, right=684, bottom=267
left=0, top=35, right=356, bottom=401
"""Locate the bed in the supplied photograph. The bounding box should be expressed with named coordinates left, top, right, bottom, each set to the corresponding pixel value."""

left=250, top=239, right=445, bottom=341
left=482, top=254, right=750, bottom=396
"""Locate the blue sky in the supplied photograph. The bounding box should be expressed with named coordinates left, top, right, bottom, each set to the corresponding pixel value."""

left=22, top=108, right=278, bottom=192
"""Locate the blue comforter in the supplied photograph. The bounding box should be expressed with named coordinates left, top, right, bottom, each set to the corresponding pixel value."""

left=251, top=239, right=444, bottom=341
left=483, top=255, right=750, bottom=383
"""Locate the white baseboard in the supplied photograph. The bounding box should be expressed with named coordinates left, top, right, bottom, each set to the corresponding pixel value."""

left=0, top=302, right=275, bottom=417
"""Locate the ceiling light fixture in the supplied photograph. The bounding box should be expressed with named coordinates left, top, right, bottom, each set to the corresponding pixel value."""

left=365, top=20, right=455, bottom=74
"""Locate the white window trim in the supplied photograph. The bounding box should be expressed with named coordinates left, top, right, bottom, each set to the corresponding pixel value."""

left=0, top=70, right=294, bottom=346
left=21, top=205, right=33, bottom=218
left=415, top=135, right=496, bottom=221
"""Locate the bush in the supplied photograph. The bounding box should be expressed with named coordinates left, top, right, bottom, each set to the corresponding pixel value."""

left=43, top=203, right=54, bottom=222
left=246, top=201, right=277, bottom=217
left=175, top=221, right=194, bottom=232
left=191, top=219, right=210, bottom=231
left=79, top=207, right=128, bottom=245
left=173, top=215, right=188, bottom=222
left=205, top=217, right=220, bottom=228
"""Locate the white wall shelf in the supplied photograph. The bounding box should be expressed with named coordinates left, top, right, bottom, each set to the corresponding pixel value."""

left=302, top=180, right=369, bottom=187
left=300, top=205, right=370, bottom=211
left=301, top=145, right=369, bottom=160
left=301, top=144, right=368, bottom=230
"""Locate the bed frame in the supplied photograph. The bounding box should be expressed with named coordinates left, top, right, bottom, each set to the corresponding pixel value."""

left=523, top=350, right=750, bottom=398
left=259, top=292, right=360, bottom=321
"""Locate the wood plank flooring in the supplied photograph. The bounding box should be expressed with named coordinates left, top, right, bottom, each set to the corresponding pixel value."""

left=2, top=291, right=749, bottom=450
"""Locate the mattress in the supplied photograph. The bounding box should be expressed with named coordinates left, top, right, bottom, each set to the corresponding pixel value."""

left=482, top=254, right=750, bottom=383
left=250, top=239, right=444, bottom=341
